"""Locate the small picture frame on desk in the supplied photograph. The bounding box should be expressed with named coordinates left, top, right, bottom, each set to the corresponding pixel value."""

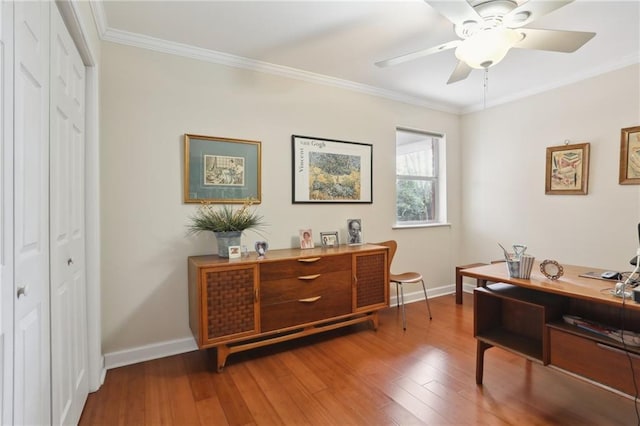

left=320, top=231, right=339, bottom=247
left=228, top=245, right=241, bottom=259
left=299, top=229, right=314, bottom=249
left=347, top=219, right=363, bottom=245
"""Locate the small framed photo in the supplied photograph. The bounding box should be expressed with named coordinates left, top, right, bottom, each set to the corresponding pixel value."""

left=619, top=126, right=640, bottom=185
left=255, top=241, right=269, bottom=257
left=228, top=245, right=242, bottom=259
left=347, top=219, right=363, bottom=245
left=299, top=229, right=314, bottom=249
left=545, top=142, right=590, bottom=195
left=320, top=231, right=339, bottom=247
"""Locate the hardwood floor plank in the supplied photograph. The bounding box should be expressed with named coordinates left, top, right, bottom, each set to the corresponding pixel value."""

left=80, top=293, right=640, bottom=425
left=227, top=362, right=284, bottom=425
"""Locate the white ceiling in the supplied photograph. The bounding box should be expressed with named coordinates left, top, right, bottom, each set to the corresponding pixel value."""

left=96, top=0, right=640, bottom=113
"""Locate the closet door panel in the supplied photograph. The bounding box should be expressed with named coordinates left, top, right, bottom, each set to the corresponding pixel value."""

left=50, top=5, right=87, bottom=425
left=13, top=1, right=51, bottom=425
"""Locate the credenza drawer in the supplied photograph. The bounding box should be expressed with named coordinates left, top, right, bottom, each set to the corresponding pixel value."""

left=260, top=254, right=351, bottom=281
left=261, top=270, right=350, bottom=305
left=549, top=327, right=640, bottom=395
left=260, top=275, right=351, bottom=331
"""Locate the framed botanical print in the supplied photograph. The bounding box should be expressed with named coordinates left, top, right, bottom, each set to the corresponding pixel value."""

left=184, top=134, right=261, bottom=203
left=545, top=142, right=590, bottom=195
left=619, top=126, right=640, bottom=185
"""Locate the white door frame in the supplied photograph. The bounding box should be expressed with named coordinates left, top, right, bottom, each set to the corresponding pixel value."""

left=56, top=1, right=103, bottom=391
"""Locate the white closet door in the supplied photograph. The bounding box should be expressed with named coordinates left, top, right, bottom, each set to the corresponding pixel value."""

left=50, top=5, right=88, bottom=426
left=13, top=1, right=51, bottom=425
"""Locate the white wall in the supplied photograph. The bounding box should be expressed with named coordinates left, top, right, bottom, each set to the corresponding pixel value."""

left=460, top=64, right=640, bottom=272
left=99, top=42, right=461, bottom=355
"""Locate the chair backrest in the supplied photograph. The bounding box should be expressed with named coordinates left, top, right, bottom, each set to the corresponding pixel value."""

left=372, top=240, right=397, bottom=273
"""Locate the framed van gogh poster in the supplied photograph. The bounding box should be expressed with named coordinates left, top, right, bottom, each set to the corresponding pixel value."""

left=545, top=142, right=590, bottom=195
left=184, top=134, right=261, bottom=203
left=291, top=135, right=373, bottom=203
left=619, top=126, right=640, bottom=185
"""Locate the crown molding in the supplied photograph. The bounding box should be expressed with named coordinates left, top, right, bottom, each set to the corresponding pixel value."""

left=90, top=5, right=461, bottom=116
left=462, top=52, right=640, bottom=114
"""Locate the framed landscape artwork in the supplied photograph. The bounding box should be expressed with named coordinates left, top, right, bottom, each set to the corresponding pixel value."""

left=184, top=134, right=261, bottom=203
left=291, top=135, right=372, bottom=203
left=545, top=142, right=590, bottom=195
left=619, top=126, right=640, bottom=185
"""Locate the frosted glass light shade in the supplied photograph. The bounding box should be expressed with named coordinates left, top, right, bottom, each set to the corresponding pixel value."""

left=455, top=28, right=521, bottom=69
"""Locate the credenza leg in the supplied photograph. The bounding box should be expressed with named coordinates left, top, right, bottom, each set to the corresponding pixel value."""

left=476, top=340, right=492, bottom=385
left=370, top=312, right=379, bottom=330
left=216, top=345, right=230, bottom=373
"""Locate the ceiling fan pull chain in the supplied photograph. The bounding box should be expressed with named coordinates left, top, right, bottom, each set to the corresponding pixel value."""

left=483, top=68, right=489, bottom=109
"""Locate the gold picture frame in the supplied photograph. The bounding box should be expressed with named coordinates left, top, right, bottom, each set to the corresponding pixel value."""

left=619, top=126, right=640, bottom=185
left=184, top=134, right=262, bottom=203
left=545, top=142, right=590, bottom=195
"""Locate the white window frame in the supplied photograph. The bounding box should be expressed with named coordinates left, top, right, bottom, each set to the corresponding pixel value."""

left=394, top=127, right=447, bottom=227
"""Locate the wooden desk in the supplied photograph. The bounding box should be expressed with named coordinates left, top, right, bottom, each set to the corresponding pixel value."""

left=460, top=262, right=640, bottom=396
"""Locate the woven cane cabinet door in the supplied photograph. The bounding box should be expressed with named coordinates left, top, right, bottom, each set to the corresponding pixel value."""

left=353, top=250, right=388, bottom=312
left=196, top=264, right=259, bottom=347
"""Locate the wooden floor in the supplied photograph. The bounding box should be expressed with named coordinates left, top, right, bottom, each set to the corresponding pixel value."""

left=80, top=293, right=640, bottom=425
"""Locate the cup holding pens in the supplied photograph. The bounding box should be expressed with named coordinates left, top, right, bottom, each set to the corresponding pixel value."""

left=505, top=254, right=535, bottom=279
left=518, top=255, right=535, bottom=279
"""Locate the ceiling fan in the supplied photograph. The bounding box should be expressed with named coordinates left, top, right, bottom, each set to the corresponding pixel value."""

left=375, top=0, right=596, bottom=84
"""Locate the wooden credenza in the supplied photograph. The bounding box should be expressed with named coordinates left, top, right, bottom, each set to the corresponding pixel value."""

left=188, top=244, right=389, bottom=371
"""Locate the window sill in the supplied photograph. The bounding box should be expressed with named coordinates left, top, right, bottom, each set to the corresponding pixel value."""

left=392, top=222, right=451, bottom=230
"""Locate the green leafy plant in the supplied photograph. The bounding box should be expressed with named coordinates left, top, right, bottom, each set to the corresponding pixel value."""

left=187, top=200, right=265, bottom=234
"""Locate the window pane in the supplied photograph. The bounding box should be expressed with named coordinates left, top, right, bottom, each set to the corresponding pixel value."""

left=396, top=137, right=434, bottom=177
left=396, top=179, right=436, bottom=222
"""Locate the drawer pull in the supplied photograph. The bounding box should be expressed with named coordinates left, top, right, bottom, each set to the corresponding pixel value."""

left=298, top=257, right=321, bottom=263
left=298, top=274, right=321, bottom=281
left=299, top=296, right=322, bottom=303
left=596, top=343, right=640, bottom=360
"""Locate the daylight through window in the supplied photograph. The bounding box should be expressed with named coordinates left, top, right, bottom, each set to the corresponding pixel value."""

left=395, top=128, right=444, bottom=225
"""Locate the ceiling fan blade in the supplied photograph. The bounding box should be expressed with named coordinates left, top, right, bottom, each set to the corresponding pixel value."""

left=505, top=0, right=574, bottom=28
left=375, top=40, right=461, bottom=68
left=424, top=0, right=482, bottom=25
left=447, top=61, right=472, bottom=84
left=515, top=28, right=596, bottom=53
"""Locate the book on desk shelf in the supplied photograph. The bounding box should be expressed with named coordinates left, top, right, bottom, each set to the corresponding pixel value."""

left=563, top=315, right=640, bottom=347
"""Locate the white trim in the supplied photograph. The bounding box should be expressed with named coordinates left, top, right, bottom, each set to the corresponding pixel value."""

left=104, top=337, right=199, bottom=370
left=92, top=21, right=460, bottom=114
left=62, top=0, right=103, bottom=392
left=462, top=52, right=640, bottom=114
left=389, top=283, right=453, bottom=307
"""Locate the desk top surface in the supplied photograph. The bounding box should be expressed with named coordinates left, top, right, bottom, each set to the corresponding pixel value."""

left=460, top=262, right=640, bottom=310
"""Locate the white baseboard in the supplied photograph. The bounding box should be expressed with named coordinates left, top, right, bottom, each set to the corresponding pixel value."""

left=389, top=283, right=454, bottom=306
left=104, top=336, right=198, bottom=370
left=104, top=284, right=458, bottom=370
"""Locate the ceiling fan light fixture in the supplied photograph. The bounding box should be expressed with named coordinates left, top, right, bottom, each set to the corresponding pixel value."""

left=454, top=27, right=521, bottom=69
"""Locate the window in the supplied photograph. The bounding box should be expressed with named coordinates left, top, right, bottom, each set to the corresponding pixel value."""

left=395, top=128, right=445, bottom=225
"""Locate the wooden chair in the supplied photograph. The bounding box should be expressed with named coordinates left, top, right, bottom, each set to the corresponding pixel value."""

left=375, top=240, right=432, bottom=330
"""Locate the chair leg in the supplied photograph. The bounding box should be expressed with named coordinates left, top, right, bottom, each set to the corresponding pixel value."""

left=395, top=282, right=400, bottom=309
left=420, top=279, right=432, bottom=320
left=399, top=283, right=407, bottom=330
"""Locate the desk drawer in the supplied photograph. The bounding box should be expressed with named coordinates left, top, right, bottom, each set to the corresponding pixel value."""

left=260, top=254, right=350, bottom=281
left=549, top=327, right=640, bottom=396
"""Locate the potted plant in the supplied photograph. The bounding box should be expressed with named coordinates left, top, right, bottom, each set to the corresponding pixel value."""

left=187, top=199, right=265, bottom=257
